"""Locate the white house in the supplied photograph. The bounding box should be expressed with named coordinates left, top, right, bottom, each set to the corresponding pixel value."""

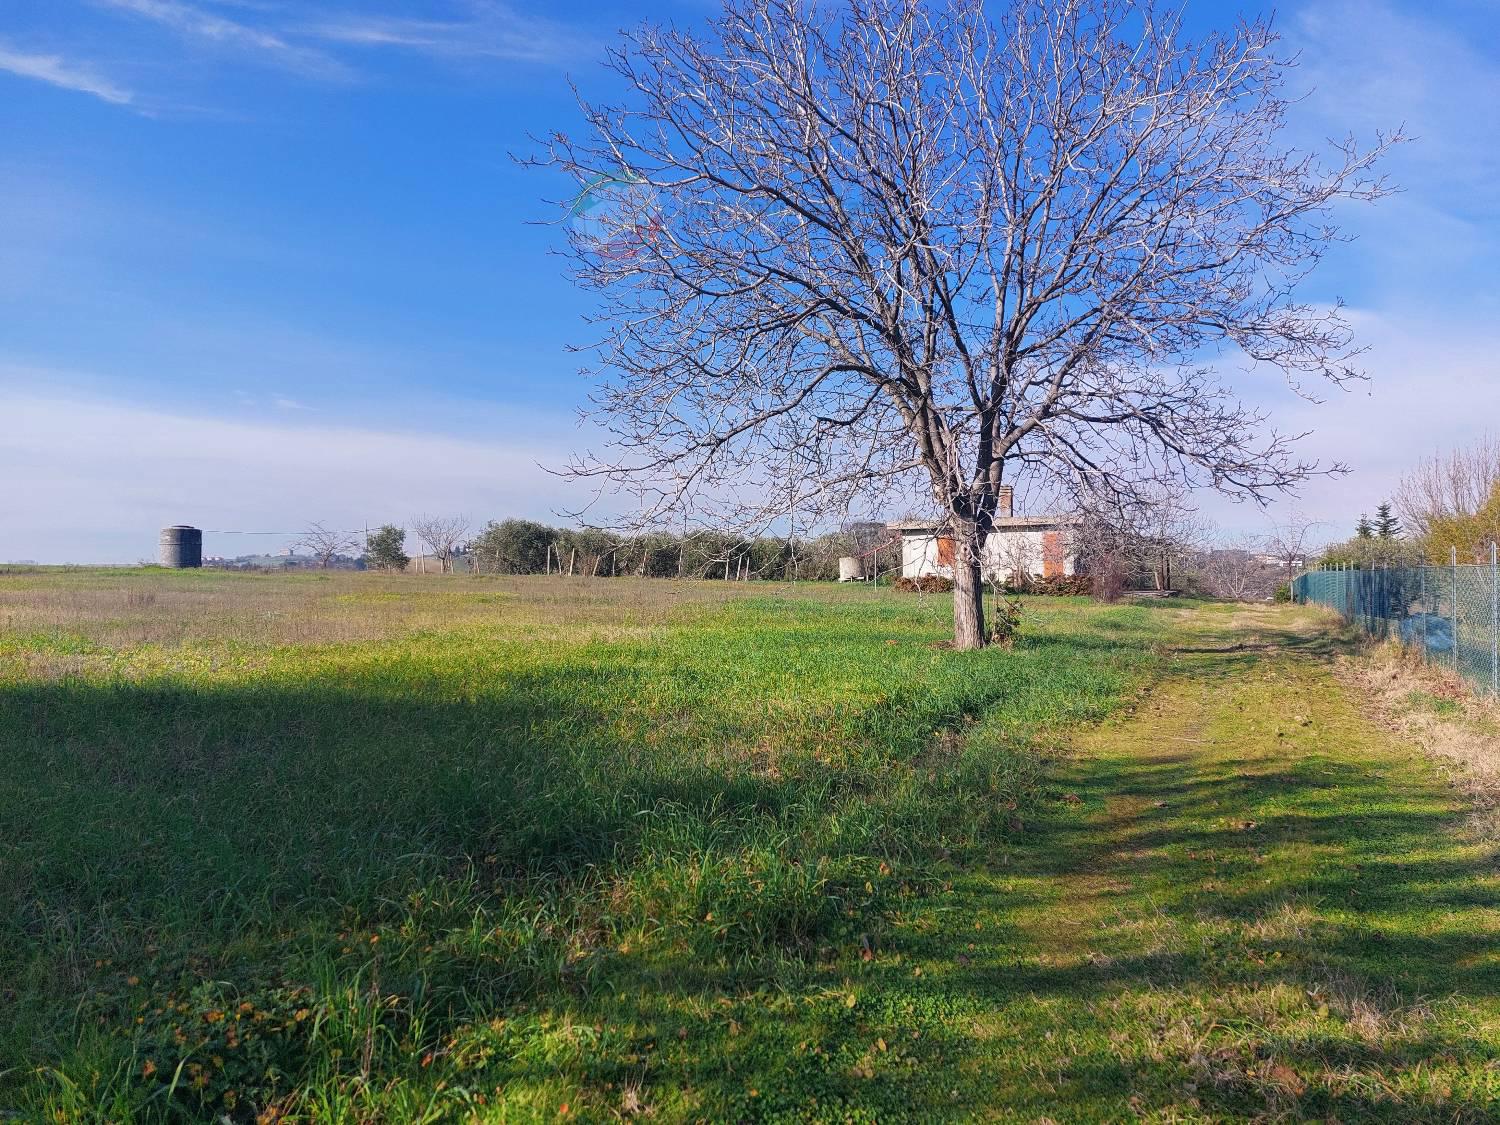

left=888, top=487, right=1082, bottom=583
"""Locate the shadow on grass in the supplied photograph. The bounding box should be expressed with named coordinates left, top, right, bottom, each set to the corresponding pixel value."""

left=2, top=629, right=1496, bottom=1122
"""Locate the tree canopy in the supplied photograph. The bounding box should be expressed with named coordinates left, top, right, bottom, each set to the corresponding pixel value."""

left=538, top=0, right=1395, bottom=646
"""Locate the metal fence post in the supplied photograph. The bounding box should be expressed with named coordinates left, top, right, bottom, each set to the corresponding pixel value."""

left=1491, top=540, right=1498, bottom=698
left=1452, top=546, right=1460, bottom=674
left=1420, top=564, right=1427, bottom=664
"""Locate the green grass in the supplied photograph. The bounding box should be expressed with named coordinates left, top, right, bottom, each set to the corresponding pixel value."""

left=1, top=573, right=1496, bottom=1121
left=1404, top=689, right=1465, bottom=719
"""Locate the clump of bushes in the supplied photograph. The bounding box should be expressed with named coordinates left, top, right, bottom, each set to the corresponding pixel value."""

left=1014, top=574, right=1095, bottom=597
left=892, top=575, right=954, bottom=592
left=891, top=573, right=1096, bottom=596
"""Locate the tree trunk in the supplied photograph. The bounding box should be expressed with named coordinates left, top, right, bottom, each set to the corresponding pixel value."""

left=952, top=552, right=986, bottom=650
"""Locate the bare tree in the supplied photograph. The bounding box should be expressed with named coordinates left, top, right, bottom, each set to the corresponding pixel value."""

left=1395, top=434, right=1500, bottom=540
left=409, top=514, right=471, bottom=574
left=294, top=522, right=359, bottom=569
left=1199, top=533, right=1277, bottom=601
left=1076, top=485, right=1205, bottom=592
left=537, top=0, right=1396, bottom=647
left=994, top=533, right=1039, bottom=591
left=1265, top=511, right=1322, bottom=580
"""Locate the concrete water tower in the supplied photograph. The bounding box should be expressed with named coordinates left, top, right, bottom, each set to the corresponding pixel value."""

left=159, top=525, right=203, bottom=568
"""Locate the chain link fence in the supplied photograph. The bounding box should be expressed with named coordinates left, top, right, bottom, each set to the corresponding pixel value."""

left=1291, top=545, right=1500, bottom=698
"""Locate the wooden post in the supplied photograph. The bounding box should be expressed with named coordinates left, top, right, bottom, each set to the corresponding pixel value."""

left=568, top=548, right=577, bottom=577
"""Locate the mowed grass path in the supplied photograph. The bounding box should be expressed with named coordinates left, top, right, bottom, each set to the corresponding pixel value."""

left=1, top=573, right=1496, bottom=1121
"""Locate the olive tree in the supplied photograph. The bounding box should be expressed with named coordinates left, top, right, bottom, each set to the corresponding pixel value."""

left=538, top=0, right=1395, bottom=648
left=470, top=519, right=558, bottom=574
left=364, top=525, right=410, bottom=572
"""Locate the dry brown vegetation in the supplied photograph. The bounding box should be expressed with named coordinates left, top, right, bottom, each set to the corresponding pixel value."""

left=1338, top=641, right=1500, bottom=838
left=0, top=568, right=820, bottom=651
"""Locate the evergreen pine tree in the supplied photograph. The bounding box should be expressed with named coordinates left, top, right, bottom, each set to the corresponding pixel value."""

left=1356, top=514, right=1374, bottom=539
left=1374, top=501, right=1401, bottom=539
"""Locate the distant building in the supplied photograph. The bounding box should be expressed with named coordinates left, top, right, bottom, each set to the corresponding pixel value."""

left=1253, top=552, right=1302, bottom=569
left=889, top=487, right=1082, bottom=583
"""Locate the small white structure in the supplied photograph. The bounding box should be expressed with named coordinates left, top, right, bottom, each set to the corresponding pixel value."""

left=888, top=488, right=1082, bottom=584
left=837, top=556, right=866, bottom=582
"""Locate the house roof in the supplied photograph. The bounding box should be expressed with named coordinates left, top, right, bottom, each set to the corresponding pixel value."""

left=888, top=515, right=1083, bottom=533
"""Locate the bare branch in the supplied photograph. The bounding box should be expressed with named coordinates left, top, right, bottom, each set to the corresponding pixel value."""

left=294, top=523, right=360, bottom=569
left=409, top=514, right=472, bottom=574
left=530, top=0, right=1398, bottom=646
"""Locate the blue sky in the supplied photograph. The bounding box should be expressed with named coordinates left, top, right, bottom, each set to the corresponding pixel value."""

left=1, top=0, right=1497, bottom=562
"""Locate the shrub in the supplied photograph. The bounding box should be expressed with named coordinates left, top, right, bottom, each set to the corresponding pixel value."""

left=364, top=525, right=409, bottom=572
left=891, top=574, right=1096, bottom=596
left=892, top=575, right=954, bottom=593
left=1273, top=582, right=1291, bottom=603
left=1019, top=574, right=1094, bottom=597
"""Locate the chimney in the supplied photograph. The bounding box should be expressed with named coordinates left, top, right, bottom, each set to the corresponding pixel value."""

left=997, top=485, right=1014, bottom=519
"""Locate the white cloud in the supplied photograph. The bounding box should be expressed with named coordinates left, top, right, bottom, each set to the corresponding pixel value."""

left=0, top=42, right=133, bottom=105
left=0, top=388, right=603, bottom=563
left=1180, top=0, right=1500, bottom=546
left=1195, top=306, right=1500, bottom=542
left=98, top=0, right=352, bottom=80
left=1293, top=0, right=1500, bottom=195
left=297, top=3, right=599, bottom=67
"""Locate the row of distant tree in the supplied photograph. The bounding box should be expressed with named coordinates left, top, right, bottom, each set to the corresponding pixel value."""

left=316, top=516, right=903, bottom=583
left=270, top=434, right=1500, bottom=595
left=281, top=508, right=1296, bottom=601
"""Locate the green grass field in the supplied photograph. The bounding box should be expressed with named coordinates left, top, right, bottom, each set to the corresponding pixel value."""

left=2, top=570, right=1496, bottom=1121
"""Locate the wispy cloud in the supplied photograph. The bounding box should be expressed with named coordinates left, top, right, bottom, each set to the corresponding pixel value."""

left=300, top=2, right=599, bottom=67
left=1282, top=1, right=1500, bottom=313
left=0, top=383, right=590, bottom=563
left=0, top=41, right=133, bottom=105
left=1198, top=306, right=1500, bottom=536
left=98, top=0, right=352, bottom=80
left=1294, top=0, right=1500, bottom=198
